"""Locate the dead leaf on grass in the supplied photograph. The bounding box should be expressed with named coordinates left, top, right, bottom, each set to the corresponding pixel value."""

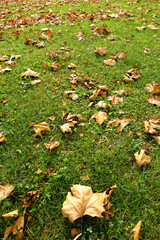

left=152, top=136, right=160, bottom=145
left=0, top=55, right=8, bottom=61
left=144, top=47, right=151, bottom=54
left=25, top=37, right=36, bottom=45
left=31, top=80, right=41, bottom=86
left=144, top=118, right=160, bottom=134
left=130, top=221, right=142, bottom=240
left=2, top=210, right=19, bottom=218
left=117, top=118, right=130, bottom=131
left=94, top=46, right=107, bottom=56
left=21, top=69, right=39, bottom=78
left=95, top=101, right=107, bottom=109
left=148, top=95, right=160, bottom=106
left=134, top=149, right=151, bottom=166
left=104, top=59, right=116, bottom=66
left=33, top=122, right=51, bottom=138
left=51, top=61, right=60, bottom=70
left=117, top=52, right=126, bottom=59
left=90, top=111, right=107, bottom=124
left=145, top=83, right=160, bottom=94
left=63, top=91, right=79, bottom=100
left=20, top=190, right=40, bottom=208
left=68, top=63, right=76, bottom=69
left=148, top=25, right=159, bottom=30
left=135, top=26, right=145, bottom=31
left=0, top=67, right=12, bottom=73
left=75, top=32, right=86, bottom=41
left=0, top=131, right=6, bottom=142
left=44, top=138, right=60, bottom=151
left=60, top=121, right=76, bottom=133
left=124, top=69, right=141, bottom=82
left=48, top=116, right=55, bottom=122
left=4, top=211, right=25, bottom=239
left=107, top=95, right=123, bottom=105
left=0, top=183, right=14, bottom=201
left=36, top=42, right=45, bottom=48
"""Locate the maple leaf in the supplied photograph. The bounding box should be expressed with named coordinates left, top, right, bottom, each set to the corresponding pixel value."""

left=2, top=210, right=19, bottom=218
left=33, top=122, right=51, bottom=138
left=145, top=83, right=160, bottom=94
left=60, top=121, right=77, bottom=133
left=94, top=47, right=107, bottom=56
left=89, top=111, right=107, bottom=124
left=104, top=59, right=116, bottom=66
left=130, top=221, right=142, bottom=240
left=134, top=149, right=151, bottom=166
left=4, top=211, right=25, bottom=239
left=124, top=69, right=141, bottom=82
left=148, top=95, right=160, bottom=106
left=21, top=69, right=39, bottom=78
left=61, top=185, right=106, bottom=223
left=44, top=138, right=60, bottom=151
left=0, top=131, right=7, bottom=142
left=0, top=183, right=14, bottom=200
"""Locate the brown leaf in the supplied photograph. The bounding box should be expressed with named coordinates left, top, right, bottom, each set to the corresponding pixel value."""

left=153, top=136, right=160, bottom=145
left=71, top=228, right=79, bottom=237
left=44, top=138, right=60, bottom=151
left=130, top=221, right=142, bottom=240
left=144, top=118, right=160, bottom=134
left=0, top=55, right=8, bottom=61
left=31, top=80, right=41, bottom=86
left=80, top=175, right=90, bottom=181
left=134, top=149, right=151, bottom=166
left=135, top=26, right=145, bottom=31
left=107, top=118, right=120, bottom=127
left=21, top=69, right=39, bottom=78
left=107, top=95, right=123, bottom=105
left=145, top=83, right=160, bottom=94
left=117, top=118, right=130, bottom=131
left=36, top=42, right=45, bottom=48
left=95, top=101, right=107, bottom=109
left=60, top=122, right=76, bottom=133
left=124, top=69, right=141, bottom=82
left=48, top=116, right=55, bottom=122
left=89, top=85, right=108, bottom=101
left=107, top=34, right=115, bottom=40
left=25, top=37, right=36, bottom=45
left=38, top=29, right=53, bottom=41
left=148, top=25, right=158, bottom=30
left=0, top=131, right=7, bottom=142
left=89, top=111, right=107, bottom=124
left=20, top=190, right=40, bottom=208
left=51, top=61, right=60, bottom=70
left=94, top=46, right=107, bottom=56
left=68, top=63, right=76, bottom=69
left=63, top=91, right=79, bottom=100
left=4, top=211, right=25, bottom=239
left=2, top=210, right=19, bottom=218
left=0, top=183, right=14, bottom=201
left=0, top=67, right=12, bottom=73
left=104, top=59, right=116, bottom=66
left=117, top=52, right=126, bottom=59
left=75, top=32, right=86, bottom=41
left=61, top=185, right=106, bottom=222
left=33, top=122, right=51, bottom=138
left=144, top=47, right=151, bottom=54
left=148, top=95, right=160, bottom=106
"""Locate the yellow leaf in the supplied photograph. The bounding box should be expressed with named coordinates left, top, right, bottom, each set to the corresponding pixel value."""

left=33, top=122, right=51, bottom=138
left=0, top=183, right=14, bottom=201
left=89, top=111, right=107, bottom=124
left=2, top=210, right=19, bottom=218
left=130, top=221, right=142, bottom=240
left=134, top=149, right=151, bottom=167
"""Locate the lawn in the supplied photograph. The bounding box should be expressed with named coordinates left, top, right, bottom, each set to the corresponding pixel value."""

left=0, top=0, right=160, bottom=239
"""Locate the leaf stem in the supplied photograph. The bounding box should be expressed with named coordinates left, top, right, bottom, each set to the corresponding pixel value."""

left=81, top=217, right=83, bottom=235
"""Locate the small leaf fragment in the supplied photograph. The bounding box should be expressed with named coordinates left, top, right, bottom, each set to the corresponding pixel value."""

left=0, top=131, right=6, bottom=142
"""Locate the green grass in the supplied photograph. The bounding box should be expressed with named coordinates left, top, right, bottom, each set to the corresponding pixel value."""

left=0, top=0, right=160, bottom=239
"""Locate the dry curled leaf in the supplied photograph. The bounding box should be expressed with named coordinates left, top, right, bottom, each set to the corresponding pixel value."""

left=134, top=149, right=151, bottom=166
left=144, top=118, right=160, bottom=134
left=148, top=95, right=160, bottom=106
left=95, top=101, right=107, bottom=109
left=152, top=136, right=160, bottom=145
left=0, top=183, right=14, bottom=201
left=60, top=121, right=76, bottom=133
left=31, top=80, right=41, bottom=86
left=89, top=85, right=108, bottom=101
left=20, top=190, right=40, bottom=208
left=0, top=67, right=12, bottom=73
left=36, top=42, right=45, bottom=48
left=104, top=59, right=116, bottom=66
left=21, top=69, right=39, bottom=78
left=135, top=26, right=145, bottom=31
left=2, top=210, right=19, bottom=218
left=4, top=212, right=25, bottom=239
left=38, top=29, right=53, bottom=41
left=145, top=83, right=160, bottom=94
left=33, top=122, right=51, bottom=138
left=0, top=55, right=8, bottom=61
left=94, top=46, right=107, bottom=56
left=63, top=91, right=79, bottom=100
left=117, top=52, right=126, bottom=59
left=48, top=116, right=55, bottom=122
left=71, top=228, right=79, bottom=237
left=51, top=61, right=60, bottom=70
left=124, top=69, right=141, bottom=82
left=89, top=111, right=107, bottom=124
left=44, top=138, right=60, bottom=151
left=75, top=32, right=86, bottom=41
left=130, top=221, right=142, bottom=240
left=107, top=95, right=123, bottom=105
left=148, top=25, right=158, bottom=30
left=0, top=131, right=6, bottom=142
left=25, top=37, right=36, bottom=45
left=68, top=63, right=76, bottom=69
